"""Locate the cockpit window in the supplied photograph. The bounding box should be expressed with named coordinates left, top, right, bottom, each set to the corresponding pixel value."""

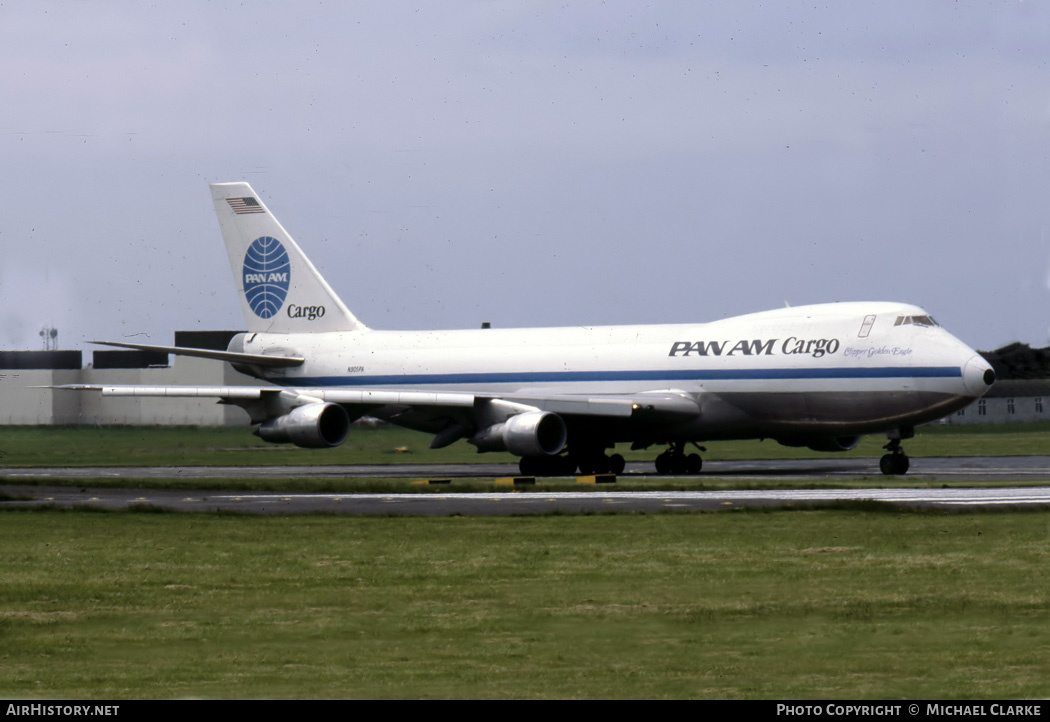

left=894, top=315, right=938, bottom=327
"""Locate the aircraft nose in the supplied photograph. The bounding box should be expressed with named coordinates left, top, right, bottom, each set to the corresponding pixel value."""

left=962, top=354, right=996, bottom=397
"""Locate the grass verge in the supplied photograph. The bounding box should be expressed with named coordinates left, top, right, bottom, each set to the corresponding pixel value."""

left=1, top=422, right=1048, bottom=468
left=0, top=507, right=1047, bottom=699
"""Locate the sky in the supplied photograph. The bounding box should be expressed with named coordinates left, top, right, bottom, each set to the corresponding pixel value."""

left=1, top=1, right=1049, bottom=353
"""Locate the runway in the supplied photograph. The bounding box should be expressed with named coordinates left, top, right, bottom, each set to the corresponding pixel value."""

left=3, top=484, right=1050, bottom=515
left=1, top=456, right=1048, bottom=515
left=1, top=455, right=1048, bottom=482
left=2, top=453, right=1050, bottom=482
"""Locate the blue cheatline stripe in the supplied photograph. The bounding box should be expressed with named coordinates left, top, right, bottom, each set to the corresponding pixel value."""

left=278, top=366, right=963, bottom=388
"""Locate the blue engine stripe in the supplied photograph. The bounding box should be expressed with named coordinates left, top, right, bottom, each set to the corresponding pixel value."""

left=279, top=366, right=963, bottom=388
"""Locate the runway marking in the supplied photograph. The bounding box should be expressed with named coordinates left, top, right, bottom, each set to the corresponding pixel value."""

left=207, top=488, right=1050, bottom=507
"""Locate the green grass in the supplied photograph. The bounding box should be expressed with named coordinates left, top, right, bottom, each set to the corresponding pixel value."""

left=0, top=425, right=515, bottom=467
left=0, top=508, right=1047, bottom=699
left=1, top=422, right=1048, bottom=468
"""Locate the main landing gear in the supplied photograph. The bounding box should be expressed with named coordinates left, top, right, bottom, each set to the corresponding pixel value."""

left=879, top=438, right=910, bottom=476
left=654, top=441, right=704, bottom=475
left=518, top=441, right=706, bottom=477
left=518, top=454, right=577, bottom=476
left=518, top=451, right=625, bottom=477
left=577, top=452, right=626, bottom=475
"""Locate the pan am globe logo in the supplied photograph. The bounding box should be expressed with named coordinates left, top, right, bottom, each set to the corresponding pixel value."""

left=243, top=236, right=291, bottom=319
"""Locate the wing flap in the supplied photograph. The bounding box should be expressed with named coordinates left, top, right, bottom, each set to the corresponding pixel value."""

left=495, top=391, right=700, bottom=421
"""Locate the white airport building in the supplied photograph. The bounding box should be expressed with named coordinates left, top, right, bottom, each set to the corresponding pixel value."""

left=944, top=380, right=1049, bottom=425
left=0, top=332, right=258, bottom=426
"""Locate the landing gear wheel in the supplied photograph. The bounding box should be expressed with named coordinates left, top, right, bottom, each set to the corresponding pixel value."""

left=671, top=454, right=688, bottom=475
left=686, top=453, right=703, bottom=474
left=897, top=455, right=910, bottom=474
left=655, top=451, right=672, bottom=475
left=880, top=453, right=910, bottom=475
left=880, top=437, right=910, bottom=476
left=879, top=454, right=894, bottom=475
left=654, top=444, right=704, bottom=475
left=578, top=458, right=600, bottom=475
left=573, top=446, right=622, bottom=476
left=519, top=455, right=576, bottom=477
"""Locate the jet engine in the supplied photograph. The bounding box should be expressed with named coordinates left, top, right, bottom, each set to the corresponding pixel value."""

left=470, top=411, right=567, bottom=457
left=777, top=435, right=862, bottom=453
left=256, top=402, right=351, bottom=448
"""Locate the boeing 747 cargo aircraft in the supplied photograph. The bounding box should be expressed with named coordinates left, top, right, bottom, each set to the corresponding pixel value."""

left=57, top=183, right=996, bottom=476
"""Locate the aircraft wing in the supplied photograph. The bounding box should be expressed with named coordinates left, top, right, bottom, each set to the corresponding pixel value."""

left=47, top=384, right=700, bottom=422
left=46, top=383, right=701, bottom=456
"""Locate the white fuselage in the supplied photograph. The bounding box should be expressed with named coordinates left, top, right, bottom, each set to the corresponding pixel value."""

left=232, top=301, right=991, bottom=441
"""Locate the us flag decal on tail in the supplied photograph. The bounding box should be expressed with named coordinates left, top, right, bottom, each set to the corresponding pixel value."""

left=227, top=197, right=266, bottom=214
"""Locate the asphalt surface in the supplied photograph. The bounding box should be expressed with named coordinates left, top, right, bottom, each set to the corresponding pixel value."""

left=2, top=455, right=1049, bottom=482
left=3, top=483, right=1050, bottom=515
left=1, top=456, right=1048, bottom=515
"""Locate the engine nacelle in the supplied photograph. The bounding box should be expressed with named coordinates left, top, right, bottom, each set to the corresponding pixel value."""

left=777, top=435, right=862, bottom=453
left=471, top=411, right=567, bottom=457
left=257, top=402, right=351, bottom=449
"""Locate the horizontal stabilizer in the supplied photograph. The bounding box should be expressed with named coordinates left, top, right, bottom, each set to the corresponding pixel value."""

left=91, top=341, right=304, bottom=368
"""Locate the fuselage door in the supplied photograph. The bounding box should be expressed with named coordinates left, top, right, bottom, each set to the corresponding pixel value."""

left=858, top=315, right=876, bottom=338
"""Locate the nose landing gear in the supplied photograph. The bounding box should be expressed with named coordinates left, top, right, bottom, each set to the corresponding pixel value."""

left=879, top=438, right=910, bottom=475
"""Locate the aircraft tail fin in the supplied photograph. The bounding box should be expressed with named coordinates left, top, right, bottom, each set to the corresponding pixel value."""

left=210, top=182, right=367, bottom=333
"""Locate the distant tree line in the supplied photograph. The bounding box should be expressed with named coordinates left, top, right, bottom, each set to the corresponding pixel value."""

left=980, top=343, right=1050, bottom=380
